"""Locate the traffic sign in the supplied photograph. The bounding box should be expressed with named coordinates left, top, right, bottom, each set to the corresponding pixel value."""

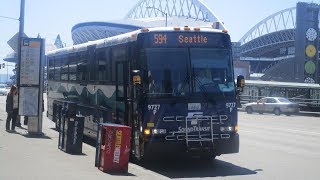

left=7, top=32, right=28, bottom=52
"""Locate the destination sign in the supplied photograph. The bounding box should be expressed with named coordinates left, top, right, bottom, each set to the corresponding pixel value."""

left=153, top=33, right=208, bottom=44
left=145, top=32, right=230, bottom=48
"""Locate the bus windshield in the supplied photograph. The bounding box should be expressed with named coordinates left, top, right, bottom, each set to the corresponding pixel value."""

left=191, top=48, right=234, bottom=94
left=145, top=48, right=189, bottom=97
left=144, top=48, right=234, bottom=97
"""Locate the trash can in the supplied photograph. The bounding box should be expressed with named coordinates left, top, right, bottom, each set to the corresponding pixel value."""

left=97, top=123, right=131, bottom=173
left=58, top=102, right=84, bottom=154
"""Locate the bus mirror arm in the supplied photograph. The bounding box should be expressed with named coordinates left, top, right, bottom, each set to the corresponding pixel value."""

left=132, top=70, right=142, bottom=86
left=132, top=70, right=140, bottom=74
left=237, top=75, right=245, bottom=91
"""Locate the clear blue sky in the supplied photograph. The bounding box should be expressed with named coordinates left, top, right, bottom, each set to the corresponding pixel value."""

left=0, top=0, right=311, bottom=74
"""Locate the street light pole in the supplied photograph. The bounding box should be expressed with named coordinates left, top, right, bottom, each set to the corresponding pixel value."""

left=17, top=0, right=25, bottom=87
left=146, top=6, right=167, bottom=27
left=165, top=13, right=167, bottom=27
left=6, top=62, right=9, bottom=84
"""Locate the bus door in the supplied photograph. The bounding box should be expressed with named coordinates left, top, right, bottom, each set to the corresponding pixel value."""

left=115, top=61, right=129, bottom=125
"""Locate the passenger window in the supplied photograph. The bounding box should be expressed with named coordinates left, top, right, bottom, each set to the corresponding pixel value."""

left=69, top=54, right=77, bottom=81
left=48, top=58, right=55, bottom=80
left=61, top=56, right=69, bottom=81
left=54, top=58, right=61, bottom=81
left=96, top=49, right=109, bottom=82
left=111, top=46, right=127, bottom=82
left=266, top=98, right=276, bottom=103
left=77, top=52, right=88, bottom=81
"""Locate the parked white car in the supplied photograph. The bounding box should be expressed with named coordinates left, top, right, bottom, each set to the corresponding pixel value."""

left=0, top=84, right=8, bottom=96
left=243, top=97, right=300, bottom=116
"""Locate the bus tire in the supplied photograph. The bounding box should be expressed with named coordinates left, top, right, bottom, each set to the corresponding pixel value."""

left=246, top=107, right=253, bottom=114
left=200, top=154, right=216, bottom=160
left=198, top=154, right=216, bottom=163
left=274, top=108, right=281, bottom=116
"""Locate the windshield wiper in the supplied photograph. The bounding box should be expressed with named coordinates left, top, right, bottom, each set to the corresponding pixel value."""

left=177, top=73, right=191, bottom=95
left=193, top=76, right=216, bottom=104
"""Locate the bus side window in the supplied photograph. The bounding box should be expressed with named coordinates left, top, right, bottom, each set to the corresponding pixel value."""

left=48, top=57, right=55, bottom=80
left=96, top=48, right=109, bottom=82
left=69, top=54, right=77, bottom=81
left=111, top=46, right=127, bottom=82
left=89, top=46, right=96, bottom=81
left=61, top=56, right=69, bottom=81
left=77, top=52, right=88, bottom=82
left=54, top=58, right=61, bottom=81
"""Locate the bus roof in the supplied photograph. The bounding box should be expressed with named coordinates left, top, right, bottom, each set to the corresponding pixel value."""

left=245, top=80, right=320, bottom=89
left=47, top=27, right=226, bottom=57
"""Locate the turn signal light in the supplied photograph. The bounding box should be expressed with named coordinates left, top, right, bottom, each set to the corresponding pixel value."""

left=235, top=125, right=239, bottom=132
left=144, top=129, right=151, bottom=135
left=194, top=27, right=200, bottom=31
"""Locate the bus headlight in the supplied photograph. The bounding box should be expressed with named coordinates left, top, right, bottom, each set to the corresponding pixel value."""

left=220, top=126, right=235, bottom=132
left=152, top=129, right=167, bottom=134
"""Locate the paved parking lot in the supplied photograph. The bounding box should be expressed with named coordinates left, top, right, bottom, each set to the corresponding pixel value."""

left=1, top=95, right=320, bottom=180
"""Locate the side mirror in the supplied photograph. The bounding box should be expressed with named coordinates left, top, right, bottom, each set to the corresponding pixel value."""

left=132, top=70, right=141, bottom=85
left=237, top=75, right=245, bottom=88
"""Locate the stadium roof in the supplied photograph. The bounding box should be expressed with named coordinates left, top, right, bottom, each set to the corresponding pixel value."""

left=71, top=17, right=217, bottom=44
left=71, top=21, right=142, bottom=45
left=71, top=0, right=226, bottom=44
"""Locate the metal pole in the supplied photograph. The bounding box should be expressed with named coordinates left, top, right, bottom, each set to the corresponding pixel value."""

left=146, top=7, right=167, bottom=27
left=17, top=0, right=25, bottom=87
left=165, top=13, right=167, bottom=27
left=6, top=62, right=8, bottom=84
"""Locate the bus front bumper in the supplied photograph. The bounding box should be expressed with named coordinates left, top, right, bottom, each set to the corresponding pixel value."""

left=144, top=133, right=239, bottom=156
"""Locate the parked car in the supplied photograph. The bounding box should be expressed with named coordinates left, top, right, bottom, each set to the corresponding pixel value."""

left=243, top=97, right=300, bottom=115
left=0, top=84, right=8, bottom=96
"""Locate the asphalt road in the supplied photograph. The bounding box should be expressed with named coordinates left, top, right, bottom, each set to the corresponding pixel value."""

left=141, top=112, right=320, bottom=180
left=1, top=94, right=320, bottom=180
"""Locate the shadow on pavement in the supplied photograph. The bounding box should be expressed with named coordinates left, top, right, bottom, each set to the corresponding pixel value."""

left=22, top=133, right=52, bottom=139
left=67, top=152, right=88, bottom=156
left=139, top=158, right=258, bottom=178
left=17, top=126, right=28, bottom=130
left=107, top=172, right=136, bottom=177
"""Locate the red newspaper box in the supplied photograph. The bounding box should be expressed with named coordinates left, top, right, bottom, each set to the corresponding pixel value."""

left=98, top=123, right=131, bottom=173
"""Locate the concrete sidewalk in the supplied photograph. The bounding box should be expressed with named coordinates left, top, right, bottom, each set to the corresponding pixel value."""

left=0, top=108, right=167, bottom=179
